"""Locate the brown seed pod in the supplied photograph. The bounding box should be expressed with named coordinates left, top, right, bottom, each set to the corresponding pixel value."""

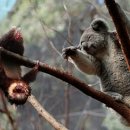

left=0, top=28, right=39, bottom=105
left=8, top=80, right=31, bottom=105
left=0, top=27, right=24, bottom=79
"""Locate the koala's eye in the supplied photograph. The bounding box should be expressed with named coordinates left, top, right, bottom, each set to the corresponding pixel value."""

left=88, top=35, right=94, bottom=41
left=87, top=36, right=91, bottom=40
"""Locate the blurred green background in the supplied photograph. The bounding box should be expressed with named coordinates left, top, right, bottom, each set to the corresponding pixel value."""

left=0, top=0, right=130, bottom=130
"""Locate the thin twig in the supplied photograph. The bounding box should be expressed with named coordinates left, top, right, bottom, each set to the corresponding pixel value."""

left=49, top=41, right=62, bottom=56
left=64, top=83, right=70, bottom=128
left=1, top=93, right=17, bottom=130
left=63, top=3, right=74, bottom=127
left=63, top=3, right=73, bottom=44
left=28, top=94, right=68, bottom=130
left=29, top=0, right=73, bottom=46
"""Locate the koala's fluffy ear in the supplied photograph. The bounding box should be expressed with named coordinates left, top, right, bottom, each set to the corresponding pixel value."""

left=90, top=18, right=109, bottom=33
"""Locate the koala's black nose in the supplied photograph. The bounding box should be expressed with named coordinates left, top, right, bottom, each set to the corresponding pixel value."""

left=82, top=45, right=89, bottom=51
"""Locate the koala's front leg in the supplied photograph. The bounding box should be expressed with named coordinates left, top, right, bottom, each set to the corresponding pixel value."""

left=105, top=91, right=130, bottom=109
left=62, top=46, right=100, bottom=75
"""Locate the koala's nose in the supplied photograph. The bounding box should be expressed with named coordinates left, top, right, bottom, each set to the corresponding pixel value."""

left=82, top=44, right=89, bottom=51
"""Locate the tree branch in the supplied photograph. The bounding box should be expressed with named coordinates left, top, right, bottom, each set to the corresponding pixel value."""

left=1, top=93, right=17, bottom=130
left=0, top=47, right=130, bottom=123
left=104, top=0, right=130, bottom=70
left=28, top=95, right=68, bottom=130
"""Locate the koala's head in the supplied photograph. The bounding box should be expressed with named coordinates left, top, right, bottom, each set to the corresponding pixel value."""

left=79, top=18, right=110, bottom=58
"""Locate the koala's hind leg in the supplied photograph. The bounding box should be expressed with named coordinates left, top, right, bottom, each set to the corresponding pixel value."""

left=105, top=92, right=130, bottom=107
left=122, top=96, right=130, bottom=108
left=104, top=91, right=123, bottom=102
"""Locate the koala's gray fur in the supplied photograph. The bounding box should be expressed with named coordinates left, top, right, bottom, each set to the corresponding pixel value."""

left=62, top=18, right=130, bottom=108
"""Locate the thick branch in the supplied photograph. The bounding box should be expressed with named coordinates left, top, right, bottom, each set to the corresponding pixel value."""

left=1, top=47, right=130, bottom=123
left=104, top=0, right=130, bottom=70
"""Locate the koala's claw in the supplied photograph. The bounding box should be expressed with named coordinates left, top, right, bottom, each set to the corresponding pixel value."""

left=104, top=91, right=123, bottom=102
left=62, top=46, right=77, bottom=59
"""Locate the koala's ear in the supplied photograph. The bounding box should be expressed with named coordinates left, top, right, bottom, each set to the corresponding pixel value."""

left=91, top=18, right=109, bottom=33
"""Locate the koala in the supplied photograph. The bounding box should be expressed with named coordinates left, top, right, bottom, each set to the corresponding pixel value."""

left=62, top=18, right=130, bottom=108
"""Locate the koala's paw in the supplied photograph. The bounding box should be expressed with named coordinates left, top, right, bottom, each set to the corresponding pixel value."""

left=104, top=91, right=123, bottom=102
left=62, top=46, right=77, bottom=59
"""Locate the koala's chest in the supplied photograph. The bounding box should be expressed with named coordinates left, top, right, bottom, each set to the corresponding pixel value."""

left=100, top=50, right=130, bottom=94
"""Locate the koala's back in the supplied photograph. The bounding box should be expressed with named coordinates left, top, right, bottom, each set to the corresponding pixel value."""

left=99, top=41, right=130, bottom=96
